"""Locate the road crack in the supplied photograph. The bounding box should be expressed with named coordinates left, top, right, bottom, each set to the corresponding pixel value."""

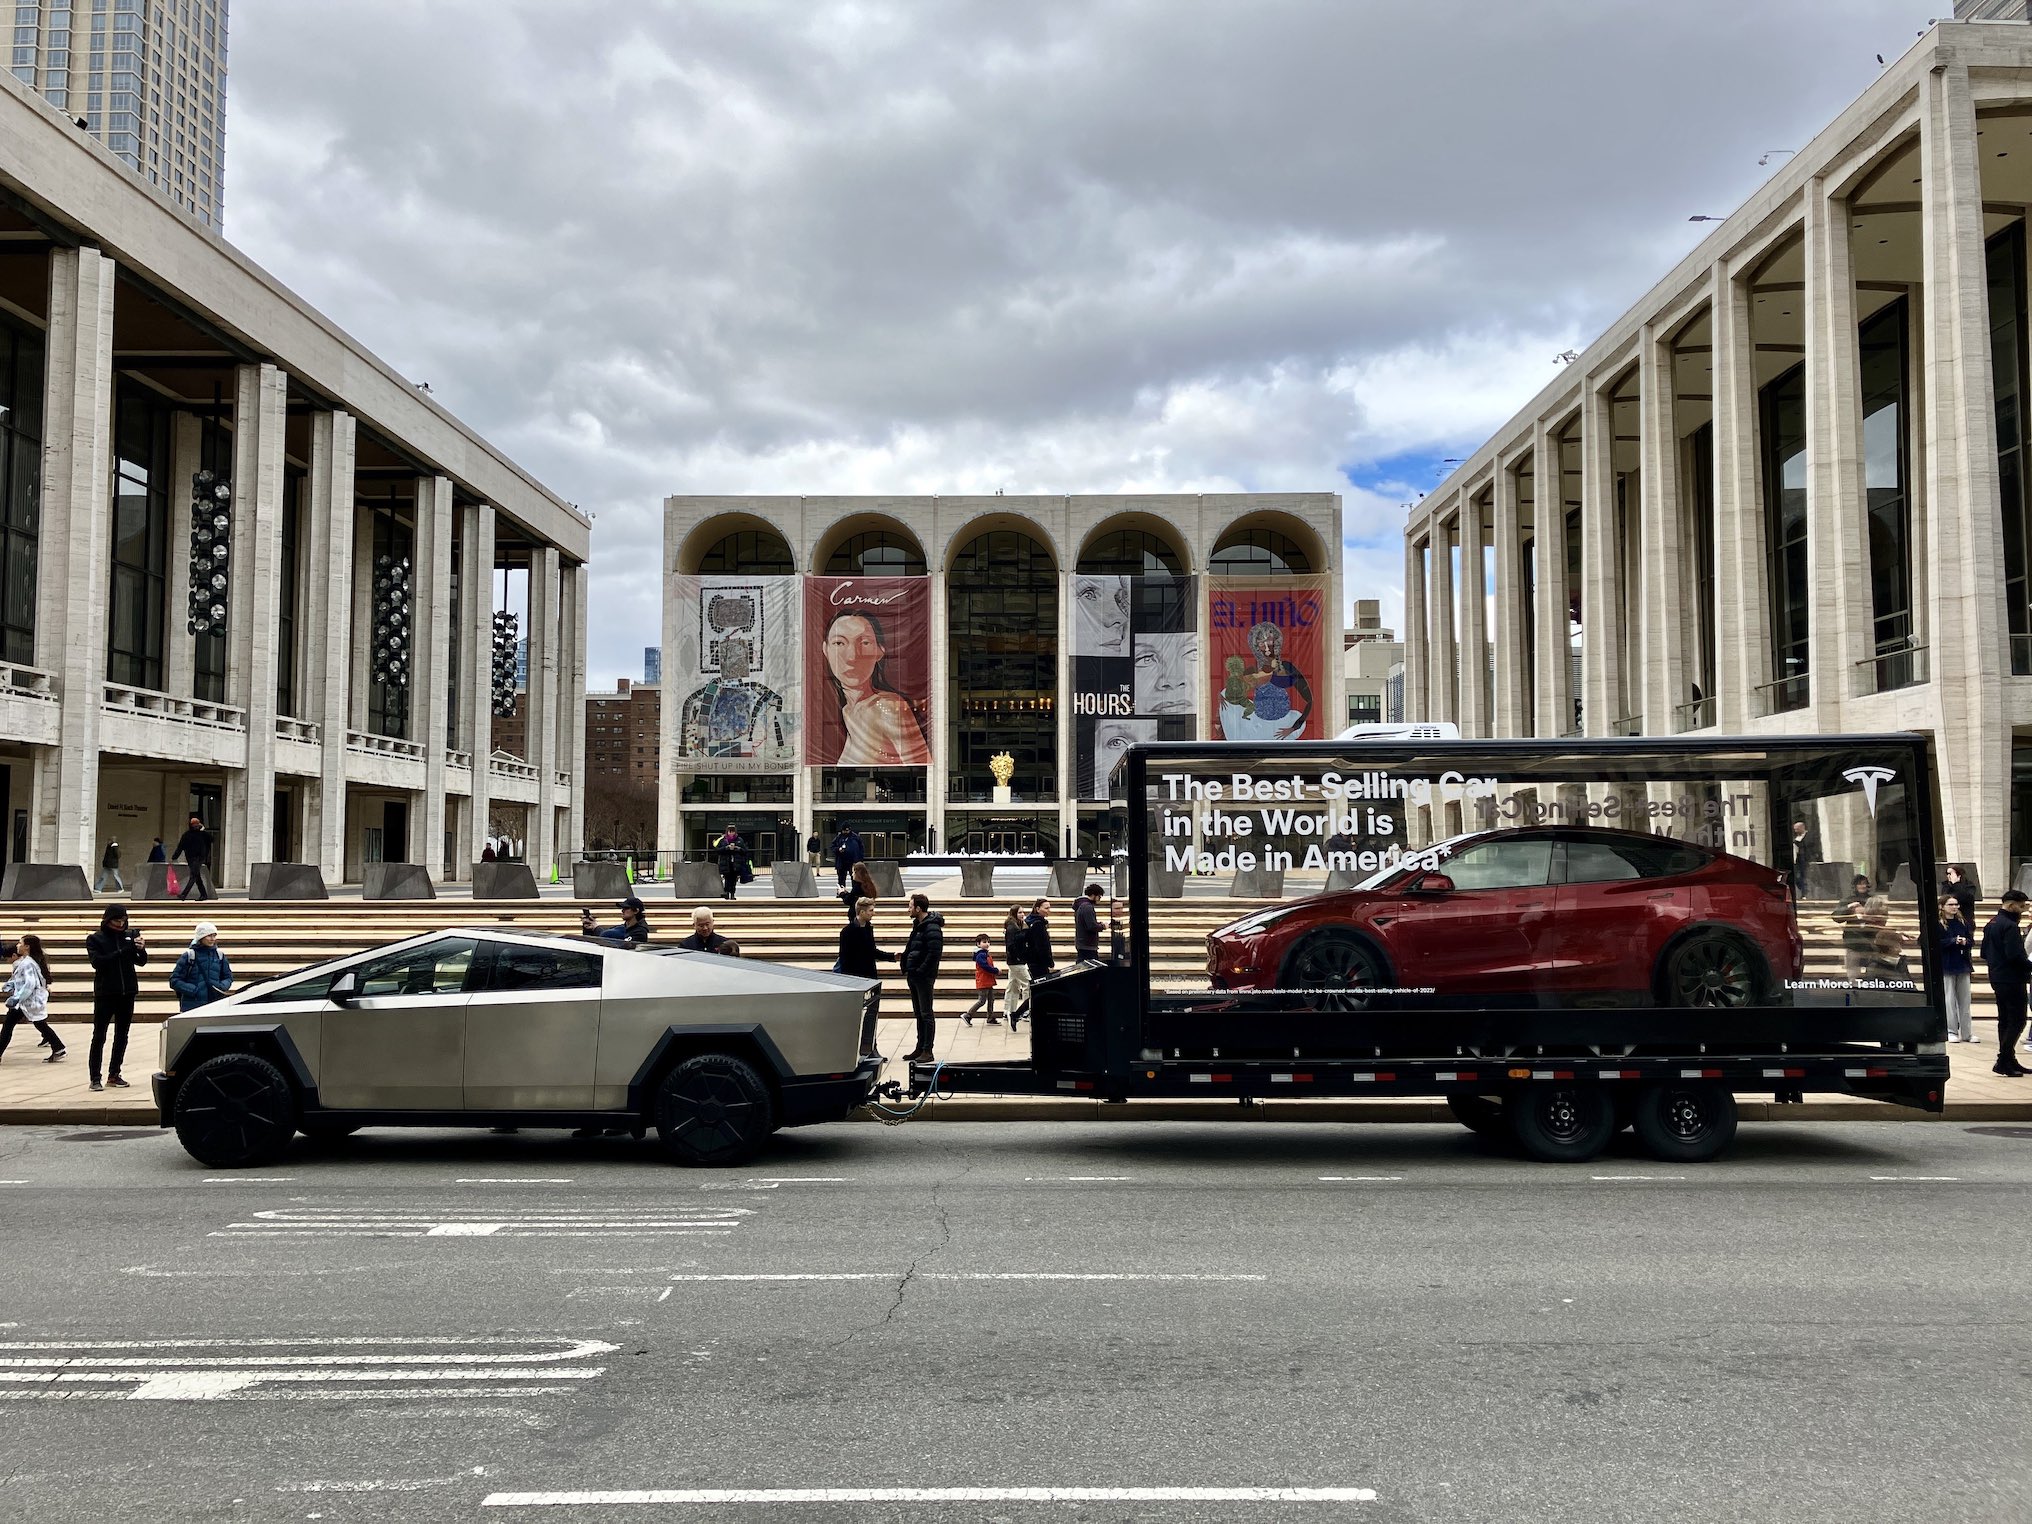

left=831, top=1141, right=971, bottom=1352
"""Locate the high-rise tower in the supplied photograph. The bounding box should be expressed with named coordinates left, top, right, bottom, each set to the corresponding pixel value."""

left=8, top=0, right=227, bottom=229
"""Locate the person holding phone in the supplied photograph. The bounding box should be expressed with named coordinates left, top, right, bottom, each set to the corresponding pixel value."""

left=84, top=906, right=147, bottom=1092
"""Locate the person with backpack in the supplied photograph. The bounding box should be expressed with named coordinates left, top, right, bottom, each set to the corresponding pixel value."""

left=899, top=892, right=946, bottom=1062
left=964, top=933, right=1001, bottom=1025
left=0, top=935, right=65, bottom=1063
left=167, top=921, right=235, bottom=1011
left=1002, top=904, right=1032, bottom=1031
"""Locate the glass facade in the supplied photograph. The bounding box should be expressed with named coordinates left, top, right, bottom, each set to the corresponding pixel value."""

left=696, top=528, right=792, bottom=575
left=367, top=509, right=413, bottom=739
left=1860, top=297, right=1916, bottom=691
left=1759, top=363, right=1809, bottom=713
left=822, top=529, right=924, bottom=576
left=276, top=467, right=302, bottom=717
left=0, top=319, right=43, bottom=667
left=947, top=528, right=1056, bottom=802
left=106, top=380, right=169, bottom=690
left=1688, top=422, right=1716, bottom=727
left=1991, top=224, right=2032, bottom=675
left=1210, top=526, right=1311, bottom=575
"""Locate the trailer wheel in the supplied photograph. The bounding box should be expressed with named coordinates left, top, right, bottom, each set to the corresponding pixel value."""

left=1280, top=931, right=1388, bottom=1012
left=1507, top=1085, right=1615, bottom=1163
left=1659, top=931, right=1763, bottom=1008
left=1445, top=1093, right=1506, bottom=1139
left=1633, top=1083, right=1738, bottom=1163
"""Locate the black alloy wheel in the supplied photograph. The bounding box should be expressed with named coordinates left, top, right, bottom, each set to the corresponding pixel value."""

left=1283, top=931, right=1387, bottom=1013
left=1445, top=1093, right=1507, bottom=1139
left=654, top=1053, right=777, bottom=1166
left=172, top=1053, right=298, bottom=1169
left=1506, top=1085, right=1616, bottom=1163
left=1662, top=932, right=1761, bottom=1008
left=1632, top=1083, right=1739, bottom=1163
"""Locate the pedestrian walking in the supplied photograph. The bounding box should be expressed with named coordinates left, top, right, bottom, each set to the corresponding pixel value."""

left=580, top=896, right=653, bottom=945
left=676, top=906, right=741, bottom=956
left=145, top=837, right=167, bottom=864
left=1940, top=863, right=1977, bottom=925
left=1980, top=888, right=2031, bottom=1077
left=84, top=906, right=147, bottom=1091
left=840, top=860, right=878, bottom=920
left=1787, top=818, right=1820, bottom=899
left=900, top=892, right=945, bottom=1062
left=1002, top=904, right=1032, bottom=1031
left=0, top=935, right=65, bottom=1064
left=830, top=824, right=865, bottom=890
left=714, top=826, right=746, bottom=901
left=838, top=896, right=896, bottom=1059
left=964, top=933, right=1001, bottom=1025
left=94, top=839, right=125, bottom=894
left=171, top=813, right=214, bottom=901
left=1025, top=896, right=1056, bottom=991
left=1832, top=874, right=1876, bottom=980
left=167, top=921, right=235, bottom=1011
left=1939, top=895, right=1976, bottom=1043
left=1110, top=899, right=1128, bottom=965
left=1074, top=882, right=1104, bottom=962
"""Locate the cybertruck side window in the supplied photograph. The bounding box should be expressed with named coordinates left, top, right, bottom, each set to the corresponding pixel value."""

left=250, top=971, right=341, bottom=1004
left=483, top=944, right=603, bottom=992
left=352, top=937, right=482, bottom=998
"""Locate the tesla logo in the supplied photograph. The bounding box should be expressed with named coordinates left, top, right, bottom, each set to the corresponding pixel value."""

left=1842, top=765, right=1897, bottom=816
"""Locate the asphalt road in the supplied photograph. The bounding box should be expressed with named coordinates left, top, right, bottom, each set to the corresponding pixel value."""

left=0, top=1117, right=2027, bottom=1524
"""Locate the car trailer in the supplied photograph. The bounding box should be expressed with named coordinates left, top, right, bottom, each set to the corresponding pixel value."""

left=905, top=735, right=1950, bottom=1163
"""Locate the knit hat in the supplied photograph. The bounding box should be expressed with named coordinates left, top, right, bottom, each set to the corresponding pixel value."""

left=192, top=921, right=219, bottom=942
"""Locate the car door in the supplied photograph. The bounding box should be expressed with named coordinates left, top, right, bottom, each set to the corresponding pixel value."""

left=1380, top=836, right=1556, bottom=997
left=317, top=936, right=481, bottom=1110
left=462, top=940, right=602, bottom=1111
left=1552, top=838, right=1689, bottom=997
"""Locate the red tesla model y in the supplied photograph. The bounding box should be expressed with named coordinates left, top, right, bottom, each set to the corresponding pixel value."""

left=1205, top=826, right=1803, bottom=1010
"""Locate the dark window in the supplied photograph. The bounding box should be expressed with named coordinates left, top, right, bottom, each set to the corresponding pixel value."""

left=276, top=467, right=302, bottom=716
left=1991, top=224, right=2032, bottom=674
left=0, top=319, right=44, bottom=666
left=191, top=420, right=227, bottom=703
left=1348, top=692, right=1382, bottom=726
left=695, top=528, right=793, bottom=574
left=480, top=943, right=602, bottom=992
left=107, top=381, right=170, bottom=690
left=1689, top=423, right=1717, bottom=712
left=1559, top=838, right=1643, bottom=884
left=1860, top=297, right=1914, bottom=688
left=1608, top=837, right=1708, bottom=878
left=1759, top=362, right=1809, bottom=711
left=351, top=936, right=480, bottom=998
left=948, top=529, right=1056, bottom=800
left=822, top=530, right=925, bottom=576
left=1076, top=529, right=1185, bottom=577
left=250, top=968, right=342, bottom=1004
left=1209, top=526, right=1311, bottom=575
left=368, top=509, right=413, bottom=740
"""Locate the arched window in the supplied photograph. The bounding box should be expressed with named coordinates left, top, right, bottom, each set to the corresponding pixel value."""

left=695, top=528, right=793, bottom=575
left=948, top=528, right=1056, bottom=801
left=1076, top=528, right=1184, bottom=578
left=824, top=530, right=927, bottom=576
left=1210, top=526, right=1312, bottom=576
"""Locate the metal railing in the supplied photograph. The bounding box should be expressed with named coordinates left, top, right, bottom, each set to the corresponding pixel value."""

left=103, top=682, right=245, bottom=731
left=1753, top=673, right=1810, bottom=716
left=1609, top=715, right=1644, bottom=737
left=1673, top=695, right=1716, bottom=733
left=1854, top=639, right=1928, bottom=696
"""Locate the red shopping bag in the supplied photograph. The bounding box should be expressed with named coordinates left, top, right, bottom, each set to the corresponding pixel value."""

left=165, top=866, right=180, bottom=895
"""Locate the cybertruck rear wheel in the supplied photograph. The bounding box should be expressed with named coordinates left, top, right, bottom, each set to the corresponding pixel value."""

left=654, top=1053, right=776, bottom=1167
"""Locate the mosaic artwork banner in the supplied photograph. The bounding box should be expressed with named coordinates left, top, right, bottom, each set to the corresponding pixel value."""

left=669, top=575, right=799, bottom=773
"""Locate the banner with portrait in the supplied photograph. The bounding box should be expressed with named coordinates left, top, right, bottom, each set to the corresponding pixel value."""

left=1072, top=574, right=1197, bottom=801
left=803, top=576, right=934, bottom=768
left=668, top=575, right=801, bottom=773
left=1208, top=576, right=1329, bottom=743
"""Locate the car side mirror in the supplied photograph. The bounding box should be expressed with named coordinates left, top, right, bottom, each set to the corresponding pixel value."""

left=328, top=970, right=359, bottom=1006
left=1416, top=873, right=1456, bottom=895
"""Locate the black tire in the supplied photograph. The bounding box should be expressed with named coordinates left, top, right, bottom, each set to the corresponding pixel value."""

left=1659, top=930, right=1764, bottom=1009
left=1632, top=1083, right=1738, bottom=1163
left=653, top=1053, right=776, bottom=1167
left=298, top=1118, right=362, bottom=1143
left=1446, top=1093, right=1506, bottom=1139
left=173, top=1053, right=299, bottom=1169
left=1506, top=1085, right=1616, bottom=1163
left=1280, top=931, right=1389, bottom=1012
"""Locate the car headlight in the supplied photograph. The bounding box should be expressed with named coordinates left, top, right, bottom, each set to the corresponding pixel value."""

left=1220, top=907, right=1305, bottom=938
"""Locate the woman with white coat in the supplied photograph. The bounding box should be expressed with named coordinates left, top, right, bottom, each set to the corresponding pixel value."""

left=0, top=934, right=66, bottom=1062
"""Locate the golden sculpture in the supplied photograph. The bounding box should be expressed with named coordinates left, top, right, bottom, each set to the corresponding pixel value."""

left=989, top=752, right=1016, bottom=787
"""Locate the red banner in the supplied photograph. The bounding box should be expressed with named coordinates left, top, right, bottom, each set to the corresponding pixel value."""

left=802, top=577, right=934, bottom=767
left=1208, top=577, right=1328, bottom=742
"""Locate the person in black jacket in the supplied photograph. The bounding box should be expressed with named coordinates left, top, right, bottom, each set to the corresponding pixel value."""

left=1940, top=863, right=1977, bottom=925
left=1025, top=898, right=1055, bottom=983
left=714, top=828, right=746, bottom=902
left=171, top=814, right=214, bottom=901
left=840, top=860, right=878, bottom=920
left=675, top=906, right=740, bottom=956
left=830, top=825, right=865, bottom=890
left=1073, top=882, right=1104, bottom=961
left=84, top=906, right=148, bottom=1091
left=899, top=892, right=945, bottom=1062
left=1981, top=889, right=2032, bottom=1076
left=838, top=897, right=896, bottom=1059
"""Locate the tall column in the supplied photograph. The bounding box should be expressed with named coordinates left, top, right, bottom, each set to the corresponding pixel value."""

left=30, top=246, right=116, bottom=867
left=220, top=363, right=287, bottom=887
left=459, top=502, right=496, bottom=869
left=411, top=474, right=454, bottom=880
left=1529, top=420, right=1572, bottom=737
left=1804, top=179, right=1870, bottom=725
left=1920, top=58, right=2010, bottom=884
left=1402, top=529, right=1427, bottom=723
left=1637, top=322, right=1687, bottom=734
left=657, top=519, right=683, bottom=861
left=1578, top=380, right=1620, bottom=735
left=304, top=411, right=356, bottom=881
left=527, top=545, right=562, bottom=877
left=1427, top=509, right=1457, bottom=723
left=1458, top=491, right=1490, bottom=737
left=562, top=561, right=589, bottom=862
left=164, top=413, right=202, bottom=700
left=928, top=565, right=950, bottom=854
left=1491, top=458, right=1525, bottom=737
left=1711, top=261, right=1768, bottom=730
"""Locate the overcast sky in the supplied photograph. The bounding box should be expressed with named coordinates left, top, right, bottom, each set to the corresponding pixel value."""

left=226, top=0, right=1925, bottom=687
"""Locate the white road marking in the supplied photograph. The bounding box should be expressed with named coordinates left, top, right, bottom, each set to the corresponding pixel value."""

left=1024, top=1176, right=1131, bottom=1182
left=483, top=1486, right=1378, bottom=1506
left=1591, top=1175, right=1687, bottom=1182
left=1318, top=1176, right=1402, bottom=1182
left=0, top=1180, right=30, bottom=1185
left=211, top=1205, right=752, bottom=1240
left=456, top=1178, right=574, bottom=1184
left=279, top=1479, right=462, bottom=1494
left=658, top=1273, right=1266, bottom=1282
left=1868, top=1175, right=1961, bottom=1181
left=748, top=1177, right=848, bottom=1183
left=0, top=1336, right=614, bottom=1402
left=657, top=1287, right=672, bottom=1303
left=202, top=1177, right=296, bottom=1183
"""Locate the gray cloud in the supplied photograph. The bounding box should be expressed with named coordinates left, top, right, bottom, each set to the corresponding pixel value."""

left=225, top=0, right=1923, bottom=679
